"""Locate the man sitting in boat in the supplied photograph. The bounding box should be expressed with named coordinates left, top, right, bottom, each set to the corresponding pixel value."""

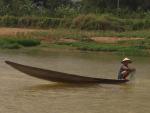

left=118, top=58, right=135, bottom=80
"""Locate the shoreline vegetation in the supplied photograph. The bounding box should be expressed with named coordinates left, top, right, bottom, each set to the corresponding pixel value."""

left=0, top=15, right=150, bottom=31
left=0, top=27, right=149, bottom=56
left=0, top=0, right=149, bottom=56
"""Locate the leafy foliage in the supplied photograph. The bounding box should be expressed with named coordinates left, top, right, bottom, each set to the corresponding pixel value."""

left=0, top=0, right=149, bottom=17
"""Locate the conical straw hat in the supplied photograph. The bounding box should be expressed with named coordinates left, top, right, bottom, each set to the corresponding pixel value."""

left=121, top=58, right=132, bottom=63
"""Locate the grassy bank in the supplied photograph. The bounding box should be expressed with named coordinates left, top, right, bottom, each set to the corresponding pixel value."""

left=21, top=28, right=150, bottom=40
left=0, top=15, right=150, bottom=31
left=37, top=28, right=150, bottom=56
left=0, top=35, right=41, bottom=49
left=0, top=27, right=150, bottom=56
left=57, top=41, right=149, bottom=56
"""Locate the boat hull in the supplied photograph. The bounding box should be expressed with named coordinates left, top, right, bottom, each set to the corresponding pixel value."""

left=5, top=61, right=129, bottom=84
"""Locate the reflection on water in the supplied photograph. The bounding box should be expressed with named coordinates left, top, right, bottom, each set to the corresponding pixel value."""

left=0, top=50, right=150, bottom=113
left=24, top=83, right=100, bottom=91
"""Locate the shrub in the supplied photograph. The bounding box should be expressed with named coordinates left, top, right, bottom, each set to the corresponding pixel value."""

left=0, top=37, right=41, bottom=49
left=17, top=38, right=41, bottom=47
left=0, top=15, right=18, bottom=27
left=0, top=15, right=150, bottom=31
left=72, top=14, right=100, bottom=30
left=1, top=43, right=21, bottom=49
left=131, top=19, right=150, bottom=30
left=0, top=16, right=71, bottom=28
left=72, top=14, right=126, bottom=31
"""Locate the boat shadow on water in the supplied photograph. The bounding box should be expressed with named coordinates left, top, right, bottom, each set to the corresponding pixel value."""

left=23, top=83, right=101, bottom=91
left=22, top=82, right=133, bottom=92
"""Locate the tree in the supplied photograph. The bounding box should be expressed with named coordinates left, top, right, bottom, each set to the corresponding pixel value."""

left=81, top=0, right=150, bottom=12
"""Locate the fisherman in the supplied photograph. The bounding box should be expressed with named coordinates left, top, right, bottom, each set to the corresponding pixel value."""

left=118, top=58, right=135, bottom=80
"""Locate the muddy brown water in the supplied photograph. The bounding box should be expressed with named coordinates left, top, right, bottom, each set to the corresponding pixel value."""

left=0, top=50, right=150, bottom=113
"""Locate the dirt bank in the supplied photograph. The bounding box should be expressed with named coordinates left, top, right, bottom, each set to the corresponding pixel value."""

left=0, top=27, right=46, bottom=35
left=91, top=37, right=143, bottom=43
left=0, top=27, right=143, bottom=43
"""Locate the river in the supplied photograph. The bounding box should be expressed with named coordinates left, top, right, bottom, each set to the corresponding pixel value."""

left=0, top=50, right=150, bottom=113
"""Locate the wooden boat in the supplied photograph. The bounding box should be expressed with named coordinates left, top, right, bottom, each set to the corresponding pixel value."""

left=5, top=61, right=129, bottom=84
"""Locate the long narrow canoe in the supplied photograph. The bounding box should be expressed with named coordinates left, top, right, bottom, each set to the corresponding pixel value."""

left=5, top=61, right=129, bottom=84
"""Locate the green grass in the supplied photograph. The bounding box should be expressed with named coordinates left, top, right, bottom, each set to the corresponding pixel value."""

left=11, top=28, right=150, bottom=56
left=57, top=42, right=149, bottom=56
left=29, top=28, right=150, bottom=39
left=0, top=36, right=41, bottom=49
left=0, top=15, right=150, bottom=31
left=25, top=28, right=92, bottom=41
left=116, top=29, right=150, bottom=38
left=0, top=27, right=150, bottom=56
left=117, top=39, right=150, bottom=49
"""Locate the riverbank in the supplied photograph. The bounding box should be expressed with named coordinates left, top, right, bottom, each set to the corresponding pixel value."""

left=0, top=27, right=150, bottom=56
